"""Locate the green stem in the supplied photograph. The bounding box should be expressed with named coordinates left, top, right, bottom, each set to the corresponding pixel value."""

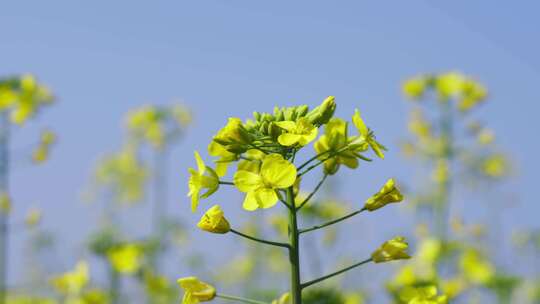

left=299, top=208, right=366, bottom=234
left=0, top=113, right=9, bottom=304
left=151, top=147, right=167, bottom=271
left=301, top=258, right=372, bottom=289
left=297, top=174, right=328, bottom=210
left=219, top=181, right=234, bottom=185
left=436, top=101, right=453, bottom=241
left=216, top=294, right=268, bottom=304
left=287, top=187, right=302, bottom=304
left=230, top=229, right=290, bottom=249
left=109, top=265, right=120, bottom=304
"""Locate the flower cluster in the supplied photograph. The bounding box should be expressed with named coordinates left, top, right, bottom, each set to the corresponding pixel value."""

left=126, top=104, right=191, bottom=149
left=403, top=71, right=487, bottom=112
left=182, top=97, right=410, bottom=304
left=0, top=74, right=54, bottom=124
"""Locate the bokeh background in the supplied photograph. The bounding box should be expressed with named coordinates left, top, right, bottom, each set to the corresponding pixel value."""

left=1, top=1, right=539, bottom=303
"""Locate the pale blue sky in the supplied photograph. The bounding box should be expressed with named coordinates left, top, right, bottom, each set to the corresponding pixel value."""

left=1, top=0, right=539, bottom=291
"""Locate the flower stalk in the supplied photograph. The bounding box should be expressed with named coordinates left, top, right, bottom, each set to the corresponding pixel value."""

left=286, top=186, right=302, bottom=304
left=0, top=113, right=8, bottom=304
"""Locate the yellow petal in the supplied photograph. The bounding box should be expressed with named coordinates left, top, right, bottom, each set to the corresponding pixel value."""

left=274, top=121, right=296, bottom=132
left=260, top=154, right=297, bottom=189
left=234, top=170, right=263, bottom=193
left=254, top=188, right=279, bottom=209
left=194, top=151, right=205, bottom=174
left=278, top=133, right=301, bottom=146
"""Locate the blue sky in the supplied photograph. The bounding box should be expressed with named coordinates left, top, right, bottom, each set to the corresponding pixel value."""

left=2, top=0, right=539, bottom=287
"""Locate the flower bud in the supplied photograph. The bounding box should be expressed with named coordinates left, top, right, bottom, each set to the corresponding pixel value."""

left=306, top=96, right=336, bottom=126
left=197, top=205, right=230, bottom=234
left=364, top=178, right=403, bottom=211
left=371, top=236, right=411, bottom=263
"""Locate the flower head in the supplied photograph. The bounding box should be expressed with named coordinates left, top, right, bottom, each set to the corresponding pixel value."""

left=314, top=118, right=358, bottom=175
left=197, top=205, right=230, bottom=234
left=234, top=153, right=296, bottom=211
left=50, top=260, right=89, bottom=295
left=371, top=236, right=411, bottom=263
left=352, top=109, right=386, bottom=158
left=177, top=277, right=216, bottom=304
left=188, top=151, right=219, bottom=212
left=400, top=285, right=448, bottom=304
left=275, top=117, right=318, bottom=147
left=364, top=178, right=404, bottom=211
left=25, top=208, right=42, bottom=227
left=213, top=118, right=253, bottom=153
left=107, top=244, right=143, bottom=275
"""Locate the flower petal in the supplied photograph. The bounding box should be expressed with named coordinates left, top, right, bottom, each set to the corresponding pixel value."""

left=278, top=133, right=301, bottom=146
left=194, top=151, right=206, bottom=174
left=234, top=170, right=263, bottom=193
left=274, top=121, right=296, bottom=132
left=260, top=154, right=297, bottom=189
left=254, top=188, right=279, bottom=209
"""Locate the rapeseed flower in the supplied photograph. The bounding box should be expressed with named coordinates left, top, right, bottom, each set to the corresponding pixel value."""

left=352, top=109, right=386, bottom=158
left=234, top=154, right=296, bottom=211
left=372, top=236, right=411, bottom=263
left=107, top=244, right=143, bottom=275
left=197, top=205, right=230, bottom=234
left=314, top=118, right=358, bottom=174
left=177, top=277, right=216, bottom=304
left=275, top=117, right=318, bottom=147
left=188, top=151, right=219, bottom=212
left=364, top=178, right=404, bottom=211
left=50, top=260, right=89, bottom=295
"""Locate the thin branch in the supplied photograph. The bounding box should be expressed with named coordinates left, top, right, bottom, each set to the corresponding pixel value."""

left=297, top=174, right=328, bottom=211
left=301, top=258, right=373, bottom=289
left=230, top=229, right=290, bottom=249
left=217, top=294, right=269, bottom=304
left=298, top=208, right=367, bottom=234
left=219, top=181, right=234, bottom=185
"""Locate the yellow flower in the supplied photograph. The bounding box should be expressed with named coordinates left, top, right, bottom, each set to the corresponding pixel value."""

left=95, top=146, right=147, bottom=204
left=0, top=192, right=11, bottom=215
left=197, top=205, right=230, bottom=234
left=459, top=249, right=494, bottom=284
left=51, top=260, right=89, bottom=295
left=177, top=277, right=216, bottom=304
left=399, top=285, right=448, bottom=304
left=364, top=178, right=404, bottom=211
left=126, top=106, right=165, bottom=148
left=237, top=149, right=266, bottom=173
left=482, top=154, right=508, bottom=178
left=435, top=72, right=466, bottom=100
left=213, top=117, right=252, bottom=153
left=208, top=141, right=237, bottom=177
left=371, top=236, right=411, bottom=263
left=314, top=118, right=358, bottom=175
left=107, top=244, right=143, bottom=275
left=275, top=118, right=318, bottom=146
left=234, top=154, right=296, bottom=211
left=352, top=109, right=386, bottom=158
left=188, top=151, right=219, bottom=212
left=25, top=208, right=42, bottom=227
left=271, top=292, right=290, bottom=304
left=403, top=76, right=428, bottom=99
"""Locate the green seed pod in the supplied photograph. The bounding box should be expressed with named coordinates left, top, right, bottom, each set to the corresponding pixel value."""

left=296, top=105, right=309, bottom=117
left=259, top=121, right=269, bottom=134
left=283, top=107, right=294, bottom=121
left=306, top=96, right=336, bottom=126
left=275, top=108, right=284, bottom=121
left=253, top=111, right=261, bottom=121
